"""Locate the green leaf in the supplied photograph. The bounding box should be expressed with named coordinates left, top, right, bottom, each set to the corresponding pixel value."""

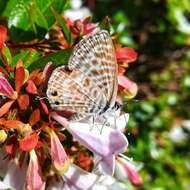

left=29, top=2, right=49, bottom=31
left=11, top=50, right=41, bottom=68
left=3, top=0, right=67, bottom=41
left=51, top=6, right=72, bottom=45
left=28, top=48, right=72, bottom=71
left=2, top=47, right=12, bottom=65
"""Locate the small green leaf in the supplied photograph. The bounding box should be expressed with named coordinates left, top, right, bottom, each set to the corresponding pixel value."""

left=28, top=48, right=72, bottom=71
left=2, top=46, right=12, bottom=65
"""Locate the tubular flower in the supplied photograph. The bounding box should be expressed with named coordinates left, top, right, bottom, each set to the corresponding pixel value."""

left=115, top=156, right=143, bottom=187
left=26, top=150, right=46, bottom=190
left=52, top=112, right=128, bottom=175
left=45, top=127, right=70, bottom=175
left=118, top=75, right=138, bottom=99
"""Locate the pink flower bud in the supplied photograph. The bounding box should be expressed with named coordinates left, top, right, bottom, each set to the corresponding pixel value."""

left=26, top=150, right=45, bottom=190
left=46, top=127, right=69, bottom=175
left=116, top=156, right=143, bottom=187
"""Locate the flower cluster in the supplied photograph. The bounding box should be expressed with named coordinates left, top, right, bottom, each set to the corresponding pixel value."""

left=0, top=16, right=142, bottom=190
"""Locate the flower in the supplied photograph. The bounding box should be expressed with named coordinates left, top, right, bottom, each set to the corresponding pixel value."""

left=52, top=112, right=128, bottom=175
left=115, top=44, right=138, bottom=99
left=26, top=150, right=46, bottom=190
left=118, top=75, right=138, bottom=99
left=115, top=156, right=143, bottom=187
left=116, top=46, right=138, bottom=66
left=47, top=163, right=128, bottom=190
left=68, top=16, right=97, bottom=37
left=44, top=126, right=70, bottom=175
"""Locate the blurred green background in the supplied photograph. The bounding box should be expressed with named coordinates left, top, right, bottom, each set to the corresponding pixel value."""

left=89, top=0, right=190, bottom=189
left=0, top=0, right=190, bottom=189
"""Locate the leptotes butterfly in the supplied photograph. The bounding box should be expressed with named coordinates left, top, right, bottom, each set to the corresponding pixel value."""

left=47, top=30, right=118, bottom=121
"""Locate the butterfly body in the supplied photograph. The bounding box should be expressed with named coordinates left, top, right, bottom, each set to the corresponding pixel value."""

left=47, top=30, right=118, bottom=121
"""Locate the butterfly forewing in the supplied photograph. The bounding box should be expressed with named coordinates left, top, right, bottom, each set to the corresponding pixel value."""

left=47, top=30, right=118, bottom=121
left=68, top=30, right=118, bottom=107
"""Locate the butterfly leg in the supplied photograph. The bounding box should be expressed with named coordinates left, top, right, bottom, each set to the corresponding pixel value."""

left=89, top=113, right=98, bottom=131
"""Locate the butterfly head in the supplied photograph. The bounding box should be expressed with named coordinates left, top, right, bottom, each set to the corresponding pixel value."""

left=46, top=88, right=62, bottom=110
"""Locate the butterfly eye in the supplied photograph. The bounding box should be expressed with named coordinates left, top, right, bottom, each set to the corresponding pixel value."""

left=51, top=91, right=58, bottom=96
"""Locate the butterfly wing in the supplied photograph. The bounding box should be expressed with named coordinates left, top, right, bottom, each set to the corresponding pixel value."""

left=47, top=30, right=118, bottom=121
left=68, top=30, right=118, bottom=108
left=47, top=66, right=107, bottom=119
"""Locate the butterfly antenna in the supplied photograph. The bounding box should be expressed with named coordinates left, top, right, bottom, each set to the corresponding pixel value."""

left=100, top=119, right=107, bottom=134
left=35, top=96, right=49, bottom=101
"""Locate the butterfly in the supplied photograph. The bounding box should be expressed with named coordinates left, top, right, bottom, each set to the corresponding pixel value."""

left=46, top=30, right=118, bottom=121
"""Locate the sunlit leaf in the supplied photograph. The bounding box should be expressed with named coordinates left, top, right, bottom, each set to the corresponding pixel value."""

left=28, top=48, right=72, bottom=71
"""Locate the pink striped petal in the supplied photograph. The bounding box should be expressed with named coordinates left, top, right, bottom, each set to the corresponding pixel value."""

left=0, top=76, right=16, bottom=99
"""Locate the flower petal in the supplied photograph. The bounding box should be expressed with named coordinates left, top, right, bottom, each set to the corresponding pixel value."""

left=0, top=129, right=7, bottom=143
left=95, top=155, right=116, bottom=175
left=26, top=150, right=46, bottom=190
left=0, top=25, right=7, bottom=50
left=52, top=113, right=128, bottom=175
left=29, top=109, right=40, bottom=126
left=52, top=113, right=128, bottom=158
left=26, top=79, right=38, bottom=94
left=63, top=163, right=98, bottom=190
left=43, top=62, right=53, bottom=82
left=82, top=17, right=97, bottom=35
left=116, top=47, right=137, bottom=63
left=0, top=100, right=14, bottom=117
left=39, top=99, right=49, bottom=115
left=5, top=135, right=17, bottom=155
left=3, top=120, right=24, bottom=130
left=0, top=148, right=9, bottom=178
left=19, top=133, right=39, bottom=152
left=18, top=94, right=29, bottom=110
left=63, top=163, right=127, bottom=190
left=118, top=75, right=138, bottom=99
left=2, top=160, right=27, bottom=190
left=0, top=76, right=16, bottom=99
left=15, top=60, right=25, bottom=93
left=45, top=127, right=69, bottom=175
left=116, top=157, right=143, bottom=186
